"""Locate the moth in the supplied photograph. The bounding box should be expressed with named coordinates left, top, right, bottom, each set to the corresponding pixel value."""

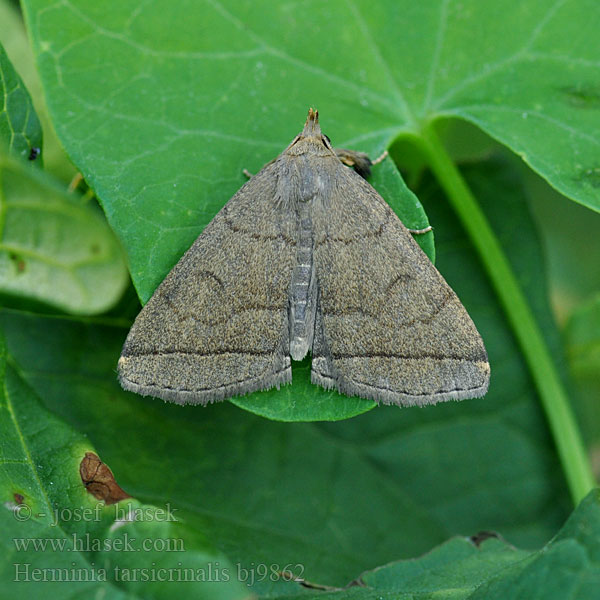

left=118, top=109, right=490, bottom=406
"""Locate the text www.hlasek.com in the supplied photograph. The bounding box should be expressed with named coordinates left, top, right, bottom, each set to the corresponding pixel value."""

left=13, top=532, right=184, bottom=553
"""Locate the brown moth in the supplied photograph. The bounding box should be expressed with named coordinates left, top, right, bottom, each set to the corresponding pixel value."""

left=118, top=109, right=489, bottom=406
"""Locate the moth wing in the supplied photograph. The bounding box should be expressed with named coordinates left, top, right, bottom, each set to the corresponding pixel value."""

left=311, top=169, right=490, bottom=406
left=118, top=164, right=297, bottom=405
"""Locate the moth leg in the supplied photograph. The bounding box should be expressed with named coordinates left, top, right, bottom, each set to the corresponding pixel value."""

left=407, top=225, right=433, bottom=235
left=243, top=157, right=278, bottom=179
left=371, top=149, right=388, bottom=165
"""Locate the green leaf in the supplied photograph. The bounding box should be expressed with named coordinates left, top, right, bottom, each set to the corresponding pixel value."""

left=0, top=39, right=42, bottom=162
left=357, top=536, right=530, bottom=598
left=566, top=294, right=600, bottom=385
left=0, top=302, right=572, bottom=595
left=470, top=489, right=600, bottom=599
left=230, top=354, right=376, bottom=422
left=1, top=304, right=570, bottom=592
left=0, top=154, right=129, bottom=314
left=266, top=490, right=600, bottom=599
left=20, top=0, right=600, bottom=302
left=0, top=327, right=251, bottom=600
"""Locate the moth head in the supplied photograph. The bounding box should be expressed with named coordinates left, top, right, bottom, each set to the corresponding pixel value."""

left=285, top=108, right=335, bottom=157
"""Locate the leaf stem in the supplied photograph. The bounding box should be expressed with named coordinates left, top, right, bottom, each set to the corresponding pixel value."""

left=417, top=125, right=596, bottom=505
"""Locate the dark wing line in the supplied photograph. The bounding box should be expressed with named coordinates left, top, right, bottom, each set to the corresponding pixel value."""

left=223, top=204, right=297, bottom=244
left=330, top=352, right=488, bottom=362
left=124, top=349, right=277, bottom=358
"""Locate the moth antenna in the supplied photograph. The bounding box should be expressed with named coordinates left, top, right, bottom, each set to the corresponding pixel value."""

left=303, top=108, right=321, bottom=136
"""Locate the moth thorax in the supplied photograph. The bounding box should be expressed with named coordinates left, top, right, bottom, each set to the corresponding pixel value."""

left=289, top=203, right=316, bottom=360
left=294, top=157, right=332, bottom=202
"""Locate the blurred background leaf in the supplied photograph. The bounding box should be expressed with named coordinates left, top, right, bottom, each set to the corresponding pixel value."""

left=566, top=295, right=600, bottom=458
left=0, top=154, right=129, bottom=314
left=0, top=37, right=42, bottom=161
left=0, top=0, right=76, bottom=179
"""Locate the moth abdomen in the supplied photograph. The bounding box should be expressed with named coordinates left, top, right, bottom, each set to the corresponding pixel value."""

left=289, top=204, right=317, bottom=360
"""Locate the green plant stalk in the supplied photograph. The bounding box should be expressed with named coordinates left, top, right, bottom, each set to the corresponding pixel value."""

left=417, top=125, right=596, bottom=505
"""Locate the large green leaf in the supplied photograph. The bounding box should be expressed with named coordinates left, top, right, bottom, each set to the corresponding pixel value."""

left=0, top=327, right=249, bottom=599
left=0, top=154, right=129, bottom=314
left=20, top=0, right=600, bottom=303
left=0, top=38, right=42, bottom=161
left=0, top=156, right=573, bottom=592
